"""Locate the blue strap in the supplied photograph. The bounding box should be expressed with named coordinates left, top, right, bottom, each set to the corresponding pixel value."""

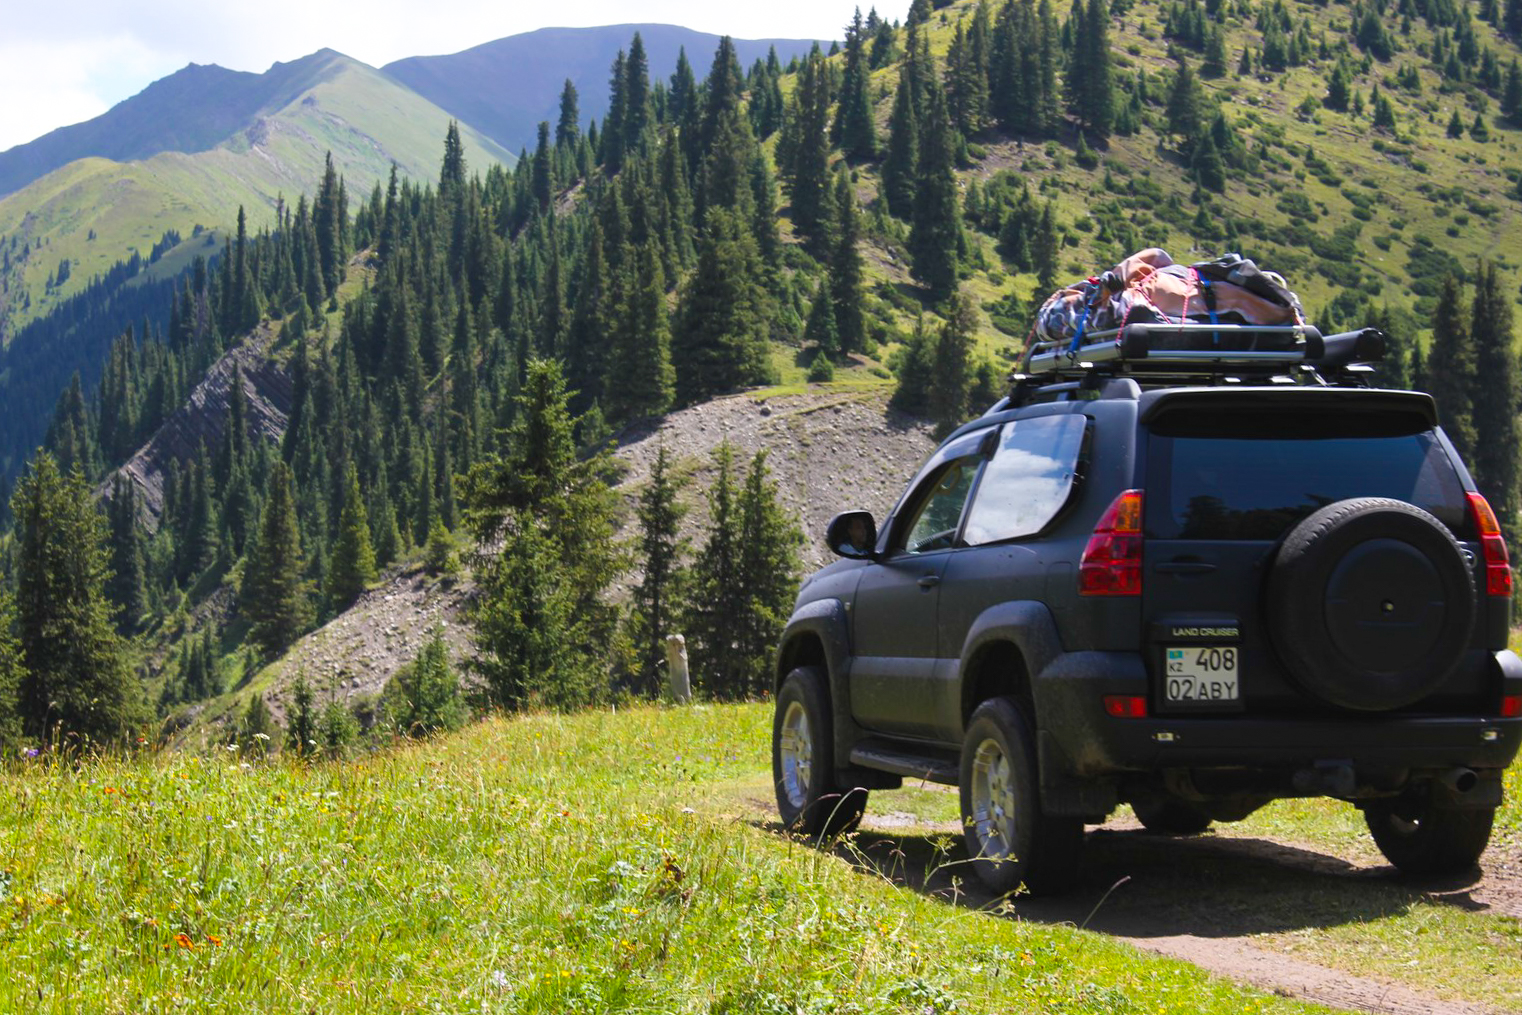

left=1195, top=270, right=1220, bottom=326
left=1066, top=300, right=1094, bottom=356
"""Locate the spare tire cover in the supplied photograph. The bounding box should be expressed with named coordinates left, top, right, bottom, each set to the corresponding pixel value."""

left=1266, top=497, right=1475, bottom=712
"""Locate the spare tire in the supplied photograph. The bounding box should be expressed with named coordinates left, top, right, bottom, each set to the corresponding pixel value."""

left=1266, top=497, right=1474, bottom=712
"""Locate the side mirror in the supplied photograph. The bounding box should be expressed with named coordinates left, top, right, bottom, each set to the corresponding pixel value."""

left=826, top=511, right=878, bottom=560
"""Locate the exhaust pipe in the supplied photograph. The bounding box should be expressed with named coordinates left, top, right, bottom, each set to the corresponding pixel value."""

left=1438, top=767, right=1479, bottom=795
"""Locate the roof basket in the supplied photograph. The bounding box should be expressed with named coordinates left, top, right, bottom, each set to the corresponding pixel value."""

left=1018, top=322, right=1384, bottom=380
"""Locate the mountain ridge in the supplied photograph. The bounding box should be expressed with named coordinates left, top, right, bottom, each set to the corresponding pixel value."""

left=383, top=24, right=826, bottom=153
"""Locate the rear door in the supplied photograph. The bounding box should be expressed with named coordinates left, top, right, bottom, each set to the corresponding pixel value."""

left=1141, top=392, right=1476, bottom=715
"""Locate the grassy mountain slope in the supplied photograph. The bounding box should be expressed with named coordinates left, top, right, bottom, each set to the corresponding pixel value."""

left=1, top=702, right=1329, bottom=1014
left=824, top=0, right=1522, bottom=388
left=0, top=51, right=513, bottom=339
left=0, top=52, right=368, bottom=198
left=384, top=24, right=825, bottom=153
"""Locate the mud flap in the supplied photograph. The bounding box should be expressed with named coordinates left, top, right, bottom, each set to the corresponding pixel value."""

left=1038, top=729, right=1118, bottom=821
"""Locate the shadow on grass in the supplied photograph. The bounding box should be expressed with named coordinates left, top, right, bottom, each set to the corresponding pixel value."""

left=757, top=816, right=1487, bottom=940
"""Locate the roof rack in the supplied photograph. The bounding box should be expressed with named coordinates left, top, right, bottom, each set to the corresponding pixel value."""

left=1009, top=323, right=1387, bottom=407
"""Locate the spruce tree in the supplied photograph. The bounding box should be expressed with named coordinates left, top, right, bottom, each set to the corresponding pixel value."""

left=285, top=676, right=318, bottom=756
left=386, top=625, right=465, bottom=734
left=243, top=461, right=313, bottom=657
left=733, top=450, right=803, bottom=698
left=830, top=170, right=868, bottom=357
left=106, top=475, right=147, bottom=632
left=684, top=442, right=745, bottom=697
left=928, top=292, right=976, bottom=438
left=673, top=208, right=773, bottom=403
left=607, top=241, right=675, bottom=420
left=556, top=79, right=581, bottom=148
left=1166, top=57, right=1205, bottom=153
left=0, top=592, right=22, bottom=752
left=630, top=445, right=688, bottom=695
left=805, top=278, right=841, bottom=358
left=1425, top=276, right=1478, bottom=469
left=788, top=50, right=834, bottom=250
left=882, top=64, right=920, bottom=218
left=463, top=359, right=623, bottom=709
left=910, top=77, right=964, bottom=301
left=11, top=452, right=141, bottom=742
left=326, top=463, right=376, bottom=609
left=835, top=8, right=880, bottom=158
left=1468, top=262, right=1520, bottom=532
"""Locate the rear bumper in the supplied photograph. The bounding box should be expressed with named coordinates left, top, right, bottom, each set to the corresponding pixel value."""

left=1033, top=649, right=1522, bottom=777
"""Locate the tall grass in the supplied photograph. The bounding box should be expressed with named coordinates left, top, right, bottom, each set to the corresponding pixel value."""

left=0, top=705, right=1323, bottom=1013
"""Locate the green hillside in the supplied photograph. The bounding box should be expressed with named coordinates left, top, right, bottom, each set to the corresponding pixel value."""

left=844, top=0, right=1522, bottom=369
left=0, top=703, right=1332, bottom=1014
left=0, top=52, right=514, bottom=339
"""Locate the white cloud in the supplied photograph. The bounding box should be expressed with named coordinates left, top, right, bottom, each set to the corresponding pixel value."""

left=1, top=0, right=863, bottom=152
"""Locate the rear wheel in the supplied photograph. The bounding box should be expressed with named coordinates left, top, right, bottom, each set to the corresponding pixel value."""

left=1132, top=795, right=1213, bottom=836
left=1364, top=801, right=1494, bottom=876
left=959, top=698, right=1082, bottom=896
left=772, top=667, right=866, bottom=839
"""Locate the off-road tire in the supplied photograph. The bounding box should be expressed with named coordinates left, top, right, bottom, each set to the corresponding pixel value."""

left=959, top=697, right=1083, bottom=896
left=772, top=667, right=867, bottom=839
left=1364, top=801, right=1495, bottom=877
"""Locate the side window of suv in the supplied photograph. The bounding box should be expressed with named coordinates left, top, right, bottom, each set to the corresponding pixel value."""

left=962, top=414, right=1088, bottom=545
left=901, top=457, right=982, bottom=554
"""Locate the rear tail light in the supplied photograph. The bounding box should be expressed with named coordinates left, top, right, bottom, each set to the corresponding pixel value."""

left=1103, top=695, right=1149, bottom=718
left=1467, top=493, right=1512, bottom=597
left=1080, top=490, right=1144, bottom=596
left=1502, top=695, right=1521, bottom=718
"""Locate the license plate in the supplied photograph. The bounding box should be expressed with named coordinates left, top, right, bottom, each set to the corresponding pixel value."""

left=1164, top=646, right=1239, bottom=703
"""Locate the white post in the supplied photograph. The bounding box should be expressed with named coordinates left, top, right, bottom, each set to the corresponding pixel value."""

left=665, top=634, right=691, bottom=703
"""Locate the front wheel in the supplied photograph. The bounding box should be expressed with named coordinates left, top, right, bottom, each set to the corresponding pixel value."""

left=772, top=667, right=867, bottom=839
left=1364, top=801, right=1494, bottom=877
left=959, top=698, right=1082, bottom=896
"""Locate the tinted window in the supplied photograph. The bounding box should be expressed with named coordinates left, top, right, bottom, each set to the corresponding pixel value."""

left=963, top=415, right=1087, bottom=544
left=1149, top=432, right=1467, bottom=540
left=902, top=457, right=981, bottom=554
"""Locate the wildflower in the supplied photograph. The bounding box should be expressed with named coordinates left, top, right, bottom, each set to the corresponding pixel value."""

left=23, top=748, right=39, bottom=758
left=103, top=787, right=119, bottom=795
left=205, top=934, right=223, bottom=946
left=173, top=933, right=195, bottom=949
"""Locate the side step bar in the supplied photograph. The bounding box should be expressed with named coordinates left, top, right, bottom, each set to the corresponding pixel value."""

left=850, top=740, right=960, bottom=786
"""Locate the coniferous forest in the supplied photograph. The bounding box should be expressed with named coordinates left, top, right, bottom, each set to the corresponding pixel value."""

left=1, top=0, right=1520, bottom=750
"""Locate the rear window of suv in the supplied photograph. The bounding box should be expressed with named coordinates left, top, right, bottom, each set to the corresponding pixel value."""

left=1147, top=422, right=1468, bottom=541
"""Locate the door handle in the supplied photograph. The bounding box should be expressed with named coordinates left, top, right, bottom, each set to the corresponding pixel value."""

left=1155, top=561, right=1217, bottom=575
left=918, top=575, right=942, bottom=589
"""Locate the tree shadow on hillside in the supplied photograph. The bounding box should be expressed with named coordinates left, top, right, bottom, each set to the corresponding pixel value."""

left=756, top=817, right=1485, bottom=940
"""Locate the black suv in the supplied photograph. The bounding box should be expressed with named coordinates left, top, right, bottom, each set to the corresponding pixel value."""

left=771, top=323, right=1522, bottom=895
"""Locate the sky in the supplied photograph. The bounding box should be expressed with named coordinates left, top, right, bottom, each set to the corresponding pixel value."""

left=0, top=0, right=874, bottom=153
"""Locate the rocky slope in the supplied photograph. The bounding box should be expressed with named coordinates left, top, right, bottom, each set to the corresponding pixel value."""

left=204, top=385, right=938, bottom=735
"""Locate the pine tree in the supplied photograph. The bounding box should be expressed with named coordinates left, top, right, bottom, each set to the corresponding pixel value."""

left=1192, top=130, right=1226, bottom=191
left=106, top=475, right=147, bottom=632
left=1068, top=0, right=1114, bottom=136
left=673, top=208, right=773, bottom=403
left=238, top=692, right=279, bottom=755
left=326, top=463, right=376, bottom=609
left=835, top=8, right=880, bottom=158
left=630, top=445, right=688, bottom=695
left=386, top=625, right=464, bottom=735
left=1166, top=57, right=1205, bottom=152
left=1448, top=108, right=1466, bottom=138
left=243, top=461, right=313, bottom=657
left=463, top=359, right=623, bottom=710
left=684, top=442, right=745, bottom=697
left=788, top=49, right=834, bottom=249
left=0, top=592, right=23, bottom=752
left=928, top=292, right=976, bottom=438
left=1425, top=275, right=1478, bottom=469
left=1326, top=59, right=1352, bottom=111
left=556, top=79, right=581, bottom=148
left=733, top=451, right=804, bottom=698
left=11, top=452, right=141, bottom=741
left=910, top=77, right=963, bottom=301
left=882, top=63, right=921, bottom=218
left=1468, top=262, right=1520, bottom=532
left=830, top=169, right=867, bottom=357
left=607, top=241, right=675, bottom=420
left=285, top=676, right=318, bottom=756
left=805, top=277, right=841, bottom=358
left=532, top=121, right=554, bottom=213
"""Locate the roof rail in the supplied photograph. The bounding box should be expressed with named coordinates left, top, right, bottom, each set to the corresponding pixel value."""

left=1008, top=324, right=1387, bottom=407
